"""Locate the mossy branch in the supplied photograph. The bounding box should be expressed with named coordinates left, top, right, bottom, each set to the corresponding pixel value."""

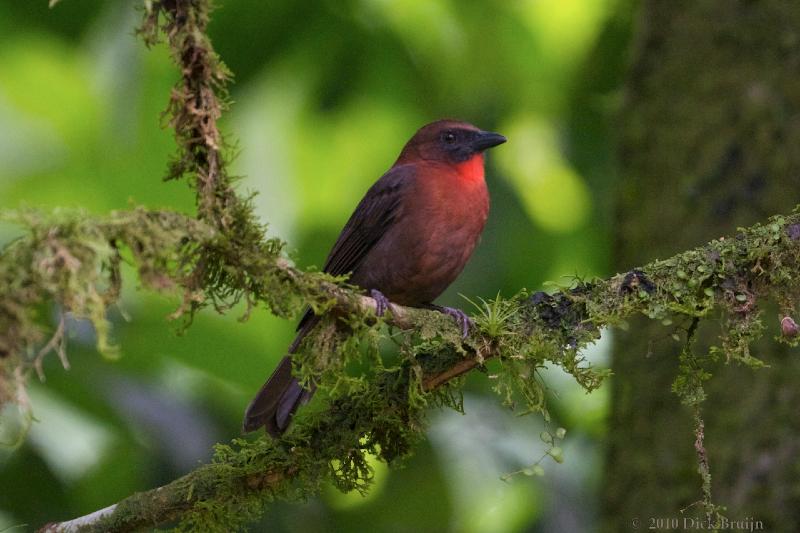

left=138, top=0, right=234, bottom=227
left=13, top=205, right=800, bottom=532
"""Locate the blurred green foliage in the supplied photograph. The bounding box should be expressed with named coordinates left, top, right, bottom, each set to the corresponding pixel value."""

left=0, top=0, right=633, bottom=530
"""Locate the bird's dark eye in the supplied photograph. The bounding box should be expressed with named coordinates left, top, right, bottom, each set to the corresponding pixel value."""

left=443, top=132, right=456, bottom=144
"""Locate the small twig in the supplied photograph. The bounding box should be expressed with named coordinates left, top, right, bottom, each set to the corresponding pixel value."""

left=39, top=504, right=118, bottom=532
left=422, top=353, right=485, bottom=390
left=693, top=409, right=712, bottom=516
left=32, top=314, right=67, bottom=382
left=675, top=317, right=723, bottom=526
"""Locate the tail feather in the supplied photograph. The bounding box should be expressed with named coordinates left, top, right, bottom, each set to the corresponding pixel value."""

left=242, top=311, right=320, bottom=436
left=243, top=356, right=315, bottom=436
left=276, top=381, right=315, bottom=431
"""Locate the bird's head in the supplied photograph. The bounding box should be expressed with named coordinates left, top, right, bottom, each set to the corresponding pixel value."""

left=396, top=120, right=507, bottom=167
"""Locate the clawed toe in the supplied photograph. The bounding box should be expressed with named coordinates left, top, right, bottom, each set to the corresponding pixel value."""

left=370, top=289, right=391, bottom=317
left=433, top=305, right=472, bottom=338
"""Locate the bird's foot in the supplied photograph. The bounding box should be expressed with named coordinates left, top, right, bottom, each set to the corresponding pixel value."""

left=370, top=289, right=391, bottom=317
left=429, top=305, right=472, bottom=338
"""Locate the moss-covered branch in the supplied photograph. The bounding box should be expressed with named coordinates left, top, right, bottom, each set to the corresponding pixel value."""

left=21, top=205, right=800, bottom=532
left=138, top=0, right=234, bottom=227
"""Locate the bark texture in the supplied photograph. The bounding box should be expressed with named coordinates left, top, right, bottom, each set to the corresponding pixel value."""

left=605, top=1, right=800, bottom=530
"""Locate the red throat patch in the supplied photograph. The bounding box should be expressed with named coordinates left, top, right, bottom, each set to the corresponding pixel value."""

left=455, top=153, right=486, bottom=183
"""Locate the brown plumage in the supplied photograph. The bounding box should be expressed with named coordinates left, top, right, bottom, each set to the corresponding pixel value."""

left=243, top=119, right=506, bottom=436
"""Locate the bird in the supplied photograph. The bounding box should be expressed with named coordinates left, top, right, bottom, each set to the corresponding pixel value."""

left=242, top=119, right=506, bottom=437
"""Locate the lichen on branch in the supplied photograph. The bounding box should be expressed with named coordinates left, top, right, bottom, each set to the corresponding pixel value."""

left=0, top=208, right=209, bottom=401
left=138, top=0, right=234, bottom=226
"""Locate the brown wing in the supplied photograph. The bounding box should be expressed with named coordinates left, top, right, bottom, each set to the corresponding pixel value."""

left=295, top=164, right=414, bottom=332
left=322, top=164, right=413, bottom=276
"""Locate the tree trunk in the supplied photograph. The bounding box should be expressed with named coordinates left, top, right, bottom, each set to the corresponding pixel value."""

left=605, top=1, right=800, bottom=531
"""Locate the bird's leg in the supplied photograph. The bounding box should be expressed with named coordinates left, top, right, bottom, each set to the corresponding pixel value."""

left=426, top=304, right=473, bottom=338
left=370, top=289, right=391, bottom=317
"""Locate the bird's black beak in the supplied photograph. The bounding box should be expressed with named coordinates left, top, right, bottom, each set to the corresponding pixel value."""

left=471, top=130, right=507, bottom=152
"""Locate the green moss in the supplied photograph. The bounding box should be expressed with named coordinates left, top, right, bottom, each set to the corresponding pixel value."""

left=35, top=206, right=798, bottom=530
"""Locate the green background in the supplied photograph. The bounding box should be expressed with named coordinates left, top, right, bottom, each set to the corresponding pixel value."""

left=0, top=1, right=633, bottom=530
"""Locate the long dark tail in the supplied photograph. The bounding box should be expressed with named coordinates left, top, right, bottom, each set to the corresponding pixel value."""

left=241, top=355, right=314, bottom=436
left=242, top=312, right=320, bottom=437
